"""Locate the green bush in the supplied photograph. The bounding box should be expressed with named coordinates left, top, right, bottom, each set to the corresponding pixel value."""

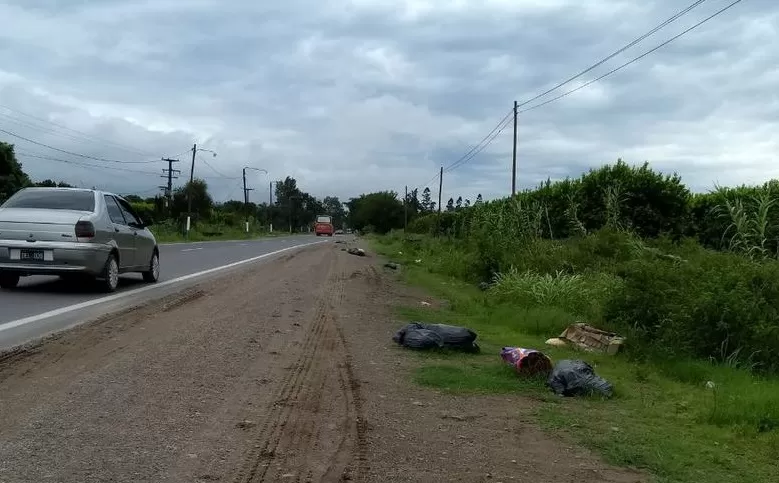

left=407, top=213, right=437, bottom=234
left=604, top=247, right=779, bottom=372
left=130, top=201, right=156, bottom=224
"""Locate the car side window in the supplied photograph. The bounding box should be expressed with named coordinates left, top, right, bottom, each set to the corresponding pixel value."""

left=116, top=198, right=141, bottom=226
left=104, top=195, right=126, bottom=225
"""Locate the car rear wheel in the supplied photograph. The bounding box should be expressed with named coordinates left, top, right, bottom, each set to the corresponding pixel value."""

left=142, top=251, right=160, bottom=283
left=0, top=273, right=20, bottom=289
left=98, top=253, right=120, bottom=293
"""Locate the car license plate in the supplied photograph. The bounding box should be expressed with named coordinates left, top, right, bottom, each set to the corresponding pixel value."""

left=20, top=249, right=45, bottom=261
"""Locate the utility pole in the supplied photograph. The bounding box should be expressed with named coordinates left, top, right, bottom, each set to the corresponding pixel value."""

left=242, top=167, right=254, bottom=206
left=404, top=185, right=408, bottom=232
left=437, top=166, right=443, bottom=214
left=159, top=158, right=180, bottom=215
left=160, top=158, right=180, bottom=203
left=186, top=143, right=196, bottom=235
left=269, top=181, right=273, bottom=233
left=512, top=100, right=518, bottom=196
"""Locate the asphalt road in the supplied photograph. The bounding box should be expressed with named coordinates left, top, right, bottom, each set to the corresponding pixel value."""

left=0, top=235, right=329, bottom=349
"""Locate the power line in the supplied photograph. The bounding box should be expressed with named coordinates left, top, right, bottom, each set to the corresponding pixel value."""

left=417, top=0, right=742, bottom=194
left=0, top=104, right=158, bottom=158
left=521, top=0, right=744, bottom=114
left=445, top=115, right=513, bottom=173
left=200, top=157, right=240, bottom=179
left=516, top=0, right=710, bottom=110
left=0, top=127, right=161, bottom=164
left=413, top=109, right=513, bottom=191
left=444, top=109, right=513, bottom=173
left=15, top=152, right=161, bottom=175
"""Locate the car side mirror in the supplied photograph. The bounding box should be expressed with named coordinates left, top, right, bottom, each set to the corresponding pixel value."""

left=131, top=220, right=149, bottom=229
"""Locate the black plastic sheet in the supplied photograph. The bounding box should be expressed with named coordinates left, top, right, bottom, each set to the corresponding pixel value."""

left=393, top=322, right=480, bottom=352
left=547, top=360, right=613, bottom=398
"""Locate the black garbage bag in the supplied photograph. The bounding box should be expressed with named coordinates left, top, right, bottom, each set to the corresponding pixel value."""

left=393, top=322, right=479, bottom=352
left=547, top=360, right=613, bottom=398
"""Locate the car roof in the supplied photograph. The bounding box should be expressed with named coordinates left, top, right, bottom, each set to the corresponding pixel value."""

left=21, top=187, right=119, bottom=197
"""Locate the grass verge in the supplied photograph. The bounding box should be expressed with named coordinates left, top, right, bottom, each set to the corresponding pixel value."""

left=150, top=223, right=285, bottom=243
left=370, top=235, right=779, bottom=483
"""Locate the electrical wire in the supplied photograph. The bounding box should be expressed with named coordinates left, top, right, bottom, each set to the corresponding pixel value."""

left=0, top=104, right=158, bottom=158
left=520, top=0, right=744, bottom=113
left=516, top=0, right=711, bottom=109
left=412, top=109, right=513, bottom=191
left=444, top=109, right=513, bottom=173
left=200, top=156, right=240, bottom=179
left=444, top=115, right=513, bottom=173
left=0, top=127, right=161, bottom=164
left=15, top=152, right=161, bottom=176
left=415, top=0, right=743, bottom=190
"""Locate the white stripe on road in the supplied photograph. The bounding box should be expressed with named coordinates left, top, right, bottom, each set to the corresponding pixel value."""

left=0, top=240, right=328, bottom=334
left=181, top=247, right=203, bottom=252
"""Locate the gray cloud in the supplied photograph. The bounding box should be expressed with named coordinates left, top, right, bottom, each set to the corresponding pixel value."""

left=0, top=0, right=777, bottom=204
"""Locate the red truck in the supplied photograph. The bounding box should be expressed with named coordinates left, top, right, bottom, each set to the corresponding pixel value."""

left=314, top=215, right=334, bottom=236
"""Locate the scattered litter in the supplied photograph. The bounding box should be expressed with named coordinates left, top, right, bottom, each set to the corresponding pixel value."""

left=384, top=262, right=400, bottom=270
left=500, top=347, right=553, bottom=376
left=420, top=301, right=432, bottom=307
left=545, top=337, right=568, bottom=348
left=415, top=259, right=422, bottom=264
left=548, top=323, right=625, bottom=355
left=393, top=322, right=480, bottom=352
left=236, top=420, right=257, bottom=429
left=547, top=359, right=613, bottom=398
left=347, top=247, right=366, bottom=257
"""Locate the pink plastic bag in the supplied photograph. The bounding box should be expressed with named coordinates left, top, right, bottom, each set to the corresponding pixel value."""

left=501, top=347, right=553, bottom=376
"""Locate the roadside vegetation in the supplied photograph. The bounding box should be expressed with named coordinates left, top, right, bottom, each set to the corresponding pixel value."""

left=1, top=141, right=348, bottom=242
left=368, top=160, right=779, bottom=483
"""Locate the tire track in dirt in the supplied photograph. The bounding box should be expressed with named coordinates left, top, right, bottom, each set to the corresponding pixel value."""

left=228, top=249, right=365, bottom=483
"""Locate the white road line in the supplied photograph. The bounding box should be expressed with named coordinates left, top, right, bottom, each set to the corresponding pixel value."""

left=0, top=240, right=329, bottom=333
left=181, top=247, right=203, bottom=252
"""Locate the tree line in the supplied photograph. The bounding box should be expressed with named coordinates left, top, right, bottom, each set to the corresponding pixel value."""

left=1, top=141, right=350, bottom=233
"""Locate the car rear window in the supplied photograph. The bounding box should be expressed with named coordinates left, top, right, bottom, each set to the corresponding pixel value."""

left=2, top=190, right=96, bottom=211
left=316, top=216, right=331, bottom=223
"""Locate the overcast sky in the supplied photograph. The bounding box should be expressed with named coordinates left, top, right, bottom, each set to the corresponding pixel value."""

left=0, top=0, right=776, bottom=204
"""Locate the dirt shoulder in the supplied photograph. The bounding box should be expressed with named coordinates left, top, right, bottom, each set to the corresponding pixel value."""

left=0, top=242, right=642, bottom=483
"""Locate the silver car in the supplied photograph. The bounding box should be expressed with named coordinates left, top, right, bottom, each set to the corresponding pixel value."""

left=0, top=187, right=160, bottom=292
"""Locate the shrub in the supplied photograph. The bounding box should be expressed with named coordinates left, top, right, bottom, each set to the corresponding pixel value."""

left=604, top=247, right=779, bottom=372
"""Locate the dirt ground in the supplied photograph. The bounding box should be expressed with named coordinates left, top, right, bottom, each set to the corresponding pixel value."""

left=0, top=242, right=644, bottom=483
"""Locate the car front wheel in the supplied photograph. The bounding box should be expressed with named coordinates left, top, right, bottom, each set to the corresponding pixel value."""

left=0, top=273, right=20, bottom=289
left=142, top=251, right=160, bottom=283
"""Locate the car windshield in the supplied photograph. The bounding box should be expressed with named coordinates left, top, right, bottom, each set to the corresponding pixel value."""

left=1, top=190, right=95, bottom=211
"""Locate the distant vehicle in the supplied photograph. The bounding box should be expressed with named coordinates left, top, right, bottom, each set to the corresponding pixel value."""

left=314, top=215, right=334, bottom=237
left=0, top=187, right=160, bottom=292
left=345, top=228, right=353, bottom=234
left=335, top=229, right=344, bottom=235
